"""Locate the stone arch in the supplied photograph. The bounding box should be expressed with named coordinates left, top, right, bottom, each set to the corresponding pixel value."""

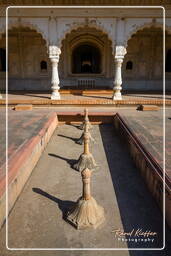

left=70, top=34, right=104, bottom=51
left=123, top=25, right=164, bottom=91
left=0, top=18, right=49, bottom=47
left=59, top=25, right=114, bottom=87
left=0, top=25, right=50, bottom=91
left=125, top=21, right=171, bottom=47
left=60, top=25, right=113, bottom=75
left=57, top=19, right=114, bottom=53
left=70, top=34, right=104, bottom=74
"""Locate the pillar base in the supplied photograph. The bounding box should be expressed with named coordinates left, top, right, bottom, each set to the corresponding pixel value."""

left=51, top=91, right=60, bottom=100
left=66, top=196, right=105, bottom=230
left=112, top=92, right=122, bottom=100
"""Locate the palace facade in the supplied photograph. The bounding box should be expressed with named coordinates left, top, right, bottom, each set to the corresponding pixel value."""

left=0, top=0, right=171, bottom=99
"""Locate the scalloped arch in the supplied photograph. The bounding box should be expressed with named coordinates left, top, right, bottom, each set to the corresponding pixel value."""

left=58, top=22, right=115, bottom=58
left=0, top=19, right=49, bottom=47
left=125, top=22, right=171, bottom=47
left=58, top=22, right=114, bottom=50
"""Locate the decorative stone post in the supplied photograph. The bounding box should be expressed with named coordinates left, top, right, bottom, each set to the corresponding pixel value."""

left=113, top=46, right=127, bottom=100
left=49, top=46, right=61, bottom=100
left=79, top=108, right=92, bottom=130
left=66, top=168, right=105, bottom=229
left=73, top=120, right=97, bottom=172
left=76, top=120, right=95, bottom=145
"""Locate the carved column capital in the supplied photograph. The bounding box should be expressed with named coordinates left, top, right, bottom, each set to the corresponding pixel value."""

left=49, top=45, right=61, bottom=60
left=115, top=45, right=127, bottom=59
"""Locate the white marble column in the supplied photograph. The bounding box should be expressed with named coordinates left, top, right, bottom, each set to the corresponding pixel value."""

left=0, top=93, right=2, bottom=99
left=49, top=46, right=61, bottom=100
left=113, top=46, right=126, bottom=100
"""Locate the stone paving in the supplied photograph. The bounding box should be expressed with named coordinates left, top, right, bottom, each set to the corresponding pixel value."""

left=0, top=124, right=170, bottom=255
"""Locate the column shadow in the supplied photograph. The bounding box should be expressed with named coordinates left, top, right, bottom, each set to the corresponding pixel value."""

left=69, top=124, right=83, bottom=130
left=32, top=187, right=76, bottom=219
left=58, top=134, right=78, bottom=142
left=48, top=153, right=78, bottom=171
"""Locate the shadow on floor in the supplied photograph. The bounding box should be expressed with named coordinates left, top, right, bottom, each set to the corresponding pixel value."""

left=80, top=94, right=111, bottom=100
left=8, top=91, right=51, bottom=99
left=99, top=124, right=164, bottom=250
left=69, top=123, right=84, bottom=130
left=32, top=187, right=76, bottom=219
left=24, top=94, right=50, bottom=99
left=58, top=134, right=79, bottom=142
left=48, top=153, right=78, bottom=171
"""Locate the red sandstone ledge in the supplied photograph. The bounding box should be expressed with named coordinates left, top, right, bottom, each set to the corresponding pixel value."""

left=0, top=99, right=170, bottom=106
left=0, top=112, right=57, bottom=198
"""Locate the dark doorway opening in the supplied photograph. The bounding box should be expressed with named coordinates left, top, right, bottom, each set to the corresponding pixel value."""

left=72, top=44, right=101, bottom=74
left=0, top=48, right=6, bottom=72
left=166, top=49, right=171, bottom=72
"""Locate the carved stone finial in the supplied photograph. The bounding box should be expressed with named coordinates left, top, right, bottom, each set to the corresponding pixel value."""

left=79, top=108, right=92, bottom=130
left=66, top=167, right=105, bottom=229
left=73, top=120, right=96, bottom=172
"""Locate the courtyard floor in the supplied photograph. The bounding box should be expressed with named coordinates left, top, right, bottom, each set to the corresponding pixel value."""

left=0, top=107, right=170, bottom=255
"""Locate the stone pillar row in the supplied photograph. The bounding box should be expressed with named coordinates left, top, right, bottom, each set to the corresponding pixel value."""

left=48, top=45, right=126, bottom=101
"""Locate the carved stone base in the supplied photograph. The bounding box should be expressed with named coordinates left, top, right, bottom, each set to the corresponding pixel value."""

left=51, top=91, right=61, bottom=100
left=73, top=153, right=97, bottom=172
left=112, top=92, right=122, bottom=100
left=66, top=196, right=105, bottom=229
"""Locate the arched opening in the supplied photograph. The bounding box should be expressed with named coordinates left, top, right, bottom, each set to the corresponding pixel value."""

left=0, top=26, right=49, bottom=91
left=166, top=49, right=171, bottom=72
left=126, top=61, right=133, bottom=70
left=0, top=48, right=6, bottom=72
left=59, top=26, right=114, bottom=89
left=124, top=27, right=165, bottom=91
left=40, top=60, right=47, bottom=71
left=72, top=44, right=101, bottom=74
